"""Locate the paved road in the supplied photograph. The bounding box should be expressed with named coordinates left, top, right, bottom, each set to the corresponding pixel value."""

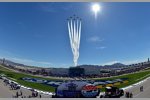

left=123, top=77, right=150, bottom=98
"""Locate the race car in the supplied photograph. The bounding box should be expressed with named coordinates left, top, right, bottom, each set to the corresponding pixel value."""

left=100, top=86, right=124, bottom=98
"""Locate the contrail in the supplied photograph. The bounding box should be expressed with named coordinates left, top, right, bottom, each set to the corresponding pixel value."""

left=67, top=15, right=82, bottom=66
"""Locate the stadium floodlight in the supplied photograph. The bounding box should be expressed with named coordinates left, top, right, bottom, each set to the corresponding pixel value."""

left=67, top=15, right=82, bottom=66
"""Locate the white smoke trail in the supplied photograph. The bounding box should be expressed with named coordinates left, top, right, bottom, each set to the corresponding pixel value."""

left=68, top=16, right=81, bottom=66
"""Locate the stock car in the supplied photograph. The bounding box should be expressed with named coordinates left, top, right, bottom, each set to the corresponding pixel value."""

left=100, top=86, right=124, bottom=98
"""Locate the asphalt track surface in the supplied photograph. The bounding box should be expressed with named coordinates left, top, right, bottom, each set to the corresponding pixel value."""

left=123, top=77, right=150, bottom=98
left=0, top=79, right=52, bottom=98
left=0, top=79, right=14, bottom=98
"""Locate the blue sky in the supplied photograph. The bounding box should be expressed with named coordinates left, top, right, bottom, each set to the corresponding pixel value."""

left=0, top=2, right=150, bottom=68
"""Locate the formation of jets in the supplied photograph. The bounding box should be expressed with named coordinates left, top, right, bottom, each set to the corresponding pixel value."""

left=67, top=15, right=82, bottom=21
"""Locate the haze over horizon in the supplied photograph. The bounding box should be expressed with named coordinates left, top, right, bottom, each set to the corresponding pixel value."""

left=0, top=2, right=150, bottom=68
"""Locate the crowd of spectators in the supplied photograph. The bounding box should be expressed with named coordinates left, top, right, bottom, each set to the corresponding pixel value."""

left=1, top=59, right=150, bottom=79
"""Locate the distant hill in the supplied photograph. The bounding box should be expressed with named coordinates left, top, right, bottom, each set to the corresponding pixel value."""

left=78, top=63, right=126, bottom=69
left=0, top=58, right=26, bottom=67
left=0, top=58, right=126, bottom=70
left=104, top=63, right=126, bottom=68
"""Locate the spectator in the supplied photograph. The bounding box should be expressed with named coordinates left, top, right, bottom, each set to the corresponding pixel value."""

left=20, top=90, right=22, bottom=96
left=16, top=91, right=19, bottom=98
left=36, top=92, right=38, bottom=97
left=28, top=95, right=31, bottom=98
left=140, top=86, right=143, bottom=92
left=129, top=92, right=133, bottom=98
left=125, top=92, right=130, bottom=98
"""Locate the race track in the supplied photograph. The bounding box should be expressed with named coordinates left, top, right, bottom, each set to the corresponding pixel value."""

left=123, top=77, right=150, bottom=98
